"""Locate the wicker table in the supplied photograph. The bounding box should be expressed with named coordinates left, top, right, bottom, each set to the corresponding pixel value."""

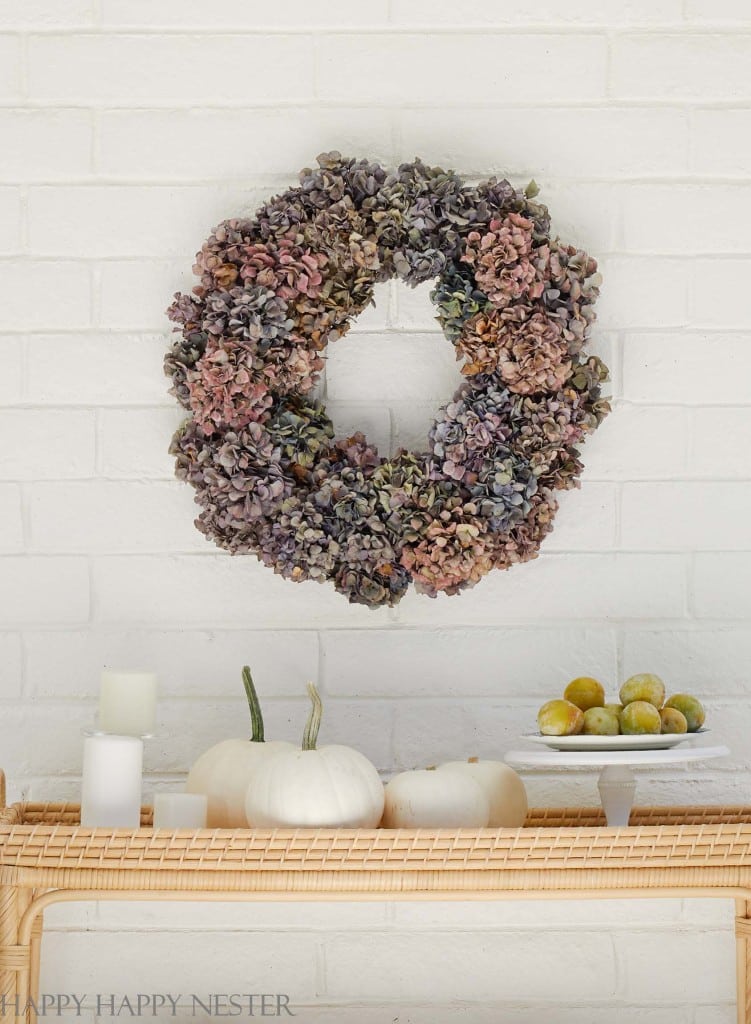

left=3, top=771, right=751, bottom=1024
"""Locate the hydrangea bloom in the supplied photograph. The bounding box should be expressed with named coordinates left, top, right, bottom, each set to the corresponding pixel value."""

left=165, top=154, right=608, bottom=608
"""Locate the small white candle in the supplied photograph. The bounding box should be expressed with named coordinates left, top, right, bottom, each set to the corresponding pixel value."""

left=81, top=735, right=143, bottom=828
left=153, top=793, right=208, bottom=829
left=98, top=670, right=157, bottom=737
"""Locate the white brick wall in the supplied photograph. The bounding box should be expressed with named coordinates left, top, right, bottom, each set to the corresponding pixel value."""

left=1, top=5, right=750, bottom=1021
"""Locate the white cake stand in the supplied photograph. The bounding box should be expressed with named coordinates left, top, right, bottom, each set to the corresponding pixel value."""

left=505, top=745, right=729, bottom=826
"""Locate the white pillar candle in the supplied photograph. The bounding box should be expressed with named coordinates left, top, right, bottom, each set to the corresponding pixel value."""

left=153, top=793, right=208, bottom=829
left=98, top=670, right=157, bottom=737
left=81, top=735, right=143, bottom=828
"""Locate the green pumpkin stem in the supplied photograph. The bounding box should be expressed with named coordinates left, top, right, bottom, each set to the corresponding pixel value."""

left=302, top=682, right=323, bottom=751
left=242, top=665, right=264, bottom=743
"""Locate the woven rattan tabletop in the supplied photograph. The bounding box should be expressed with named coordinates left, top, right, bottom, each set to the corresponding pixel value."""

left=2, top=801, right=751, bottom=896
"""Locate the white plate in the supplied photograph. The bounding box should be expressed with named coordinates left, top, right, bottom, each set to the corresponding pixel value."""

left=523, top=730, right=707, bottom=752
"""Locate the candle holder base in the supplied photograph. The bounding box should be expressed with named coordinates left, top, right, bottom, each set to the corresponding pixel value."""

left=82, top=728, right=158, bottom=740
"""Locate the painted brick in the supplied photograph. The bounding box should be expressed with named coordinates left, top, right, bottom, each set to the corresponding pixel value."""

left=391, top=701, right=536, bottom=768
left=306, top=699, right=394, bottom=769
left=99, top=108, right=394, bottom=180
left=148, top=698, right=305, bottom=772
left=28, top=481, right=209, bottom=553
left=692, top=260, right=750, bottom=328
left=0, top=36, right=21, bottom=100
left=23, top=701, right=94, bottom=774
left=28, top=185, right=269, bottom=260
left=326, top=333, right=463, bottom=402
left=622, top=482, right=751, bottom=550
left=151, top=698, right=389, bottom=773
left=0, top=188, right=21, bottom=253
left=622, top=334, right=751, bottom=404
left=0, top=709, right=30, bottom=774
left=91, top=900, right=387, bottom=933
left=322, top=627, right=617, bottom=698
left=101, top=0, right=389, bottom=27
left=390, top=400, right=444, bottom=454
left=27, top=334, right=169, bottom=405
left=0, top=633, right=22, bottom=699
left=28, top=34, right=315, bottom=104
left=622, top=629, right=751, bottom=695
left=617, top=930, right=735, bottom=1001
left=621, top=186, right=751, bottom=254
left=392, top=282, right=439, bottom=331
left=392, top=897, right=682, bottom=929
left=543, top=182, right=619, bottom=254
left=3, top=262, right=91, bottom=329
left=98, top=407, right=185, bottom=479
left=582, top=406, right=689, bottom=480
left=694, top=553, right=751, bottom=619
left=0, top=338, right=23, bottom=405
left=395, top=553, right=686, bottom=626
left=99, top=261, right=192, bottom=331
left=399, top=107, right=689, bottom=179
left=611, top=34, right=751, bottom=100
left=393, top=0, right=683, bottom=21
left=0, top=0, right=93, bottom=25
left=0, top=484, right=23, bottom=553
left=690, top=408, right=751, bottom=479
left=691, top=109, right=751, bottom=176
left=694, top=1007, right=737, bottom=1024
left=40, top=931, right=319, bottom=998
left=92, top=556, right=393, bottom=628
left=347, top=284, right=391, bottom=332
left=0, top=410, right=95, bottom=480
left=686, top=0, right=751, bottom=19
left=24, top=629, right=318, bottom=699
left=325, top=401, right=391, bottom=454
left=246, top=1009, right=692, bottom=1024
left=597, top=258, right=688, bottom=330
left=318, top=35, right=607, bottom=104
left=0, top=558, right=89, bottom=625
left=324, top=931, right=616, bottom=1001
left=0, top=110, right=92, bottom=181
left=544, top=483, right=618, bottom=551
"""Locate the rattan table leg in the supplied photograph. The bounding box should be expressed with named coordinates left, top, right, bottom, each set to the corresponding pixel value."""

left=28, top=914, right=43, bottom=1024
left=0, top=885, right=20, bottom=1010
left=737, top=900, right=751, bottom=1024
left=15, top=890, right=32, bottom=1024
left=0, top=886, right=32, bottom=1024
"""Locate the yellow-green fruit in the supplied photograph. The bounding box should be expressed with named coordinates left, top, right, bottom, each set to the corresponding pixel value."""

left=537, top=699, right=584, bottom=737
left=659, top=707, right=688, bottom=734
left=582, top=707, right=620, bottom=736
left=664, top=694, right=705, bottom=733
left=619, top=673, right=666, bottom=709
left=620, top=700, right=661, bottom=735
left=604, top=703, right=623, bottom=716
left=563, top=677, right=605, bottom=712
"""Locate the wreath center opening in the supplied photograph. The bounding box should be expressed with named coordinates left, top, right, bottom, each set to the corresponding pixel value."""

left=325, top=280, right=465, bottom=459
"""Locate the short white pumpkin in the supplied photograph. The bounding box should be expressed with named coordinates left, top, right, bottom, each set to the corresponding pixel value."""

left=437, top=757, right=528, bottom=827
left=244, top=683, right=385, bottom=828
left=381, top=768, right=490, bottom=828
left=186, top=666, right=294, bottom=827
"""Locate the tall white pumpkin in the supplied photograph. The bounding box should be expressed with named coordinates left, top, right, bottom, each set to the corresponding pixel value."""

left=436, top=757, right=528, bottom=827
left=245, top=683, right=384, bottom=828
left=186, top=666, right=294, bottom=827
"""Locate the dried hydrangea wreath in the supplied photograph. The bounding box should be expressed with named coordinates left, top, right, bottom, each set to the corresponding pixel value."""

left=165, top=152, right=609, bottom=609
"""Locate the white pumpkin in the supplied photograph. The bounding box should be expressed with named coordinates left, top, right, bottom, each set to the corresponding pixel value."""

left=437, top=757, right=528, bottom=827
left=244, top=683, right=384, bottom=828
left=186, top=666, right=294, bottom=827
left=381, top=768, right=490, bottom=828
